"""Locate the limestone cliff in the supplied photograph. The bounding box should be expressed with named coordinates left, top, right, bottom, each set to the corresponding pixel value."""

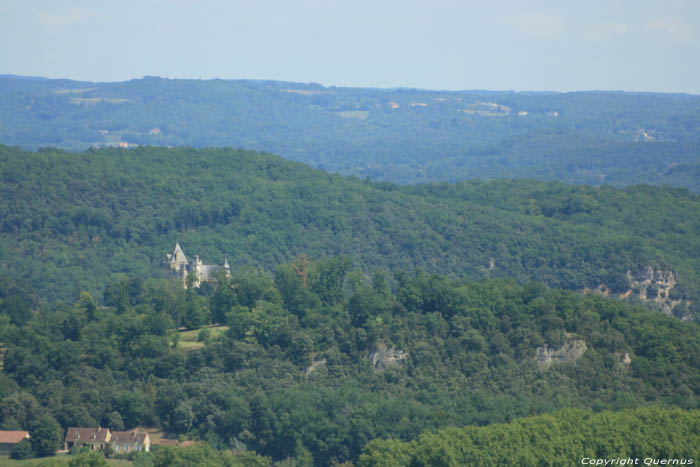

left=368, top=344, right=408, bottom=369
left=585, top=266, right=688, bottom=318
left=536, top=339, right=587, bottom=369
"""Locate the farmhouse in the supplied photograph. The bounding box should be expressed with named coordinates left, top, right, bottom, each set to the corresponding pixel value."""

left=0, top=431, right=30, bottom=456
left=65, top=427, right=151, bottom=453
left=65, top=427, right=110, bottom=451
left=111, top=430, right=150, bottom=453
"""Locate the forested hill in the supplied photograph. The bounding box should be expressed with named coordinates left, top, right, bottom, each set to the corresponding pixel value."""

left=1, top=75, right=700, bottom=190
left=359, top=406, right=700, bottom=466
left=2, top=144, right=700, bottom=319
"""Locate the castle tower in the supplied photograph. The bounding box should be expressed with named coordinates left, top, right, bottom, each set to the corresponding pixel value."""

left=168, top=243, right=188, bottom=272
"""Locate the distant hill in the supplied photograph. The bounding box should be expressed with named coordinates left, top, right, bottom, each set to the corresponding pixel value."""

left=1, top=144, right=699, bottom=322
left=1, top=75, right=699, bottom=190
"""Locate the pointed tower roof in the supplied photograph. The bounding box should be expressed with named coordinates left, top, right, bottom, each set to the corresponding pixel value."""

left=171, top=243, right=188, bottom=266
left=223, top=258, right=230, bottom=269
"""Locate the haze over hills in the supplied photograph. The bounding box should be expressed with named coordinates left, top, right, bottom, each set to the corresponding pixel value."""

left=2, top=75, right=700, bottom=190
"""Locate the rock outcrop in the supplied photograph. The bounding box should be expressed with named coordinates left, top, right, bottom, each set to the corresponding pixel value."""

left=536, top=339, right=587, bottom=369
left=368, top=344, right=408, bottom=369
left=304, top=358, right=326, bottom=376
left=585, top=266, right=686, bottom=316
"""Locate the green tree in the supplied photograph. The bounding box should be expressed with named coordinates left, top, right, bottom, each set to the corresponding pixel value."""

left=0, top=295, right=33, bottom=326
left=30, top=414, right=63, bottom=457
left=11, top=438, right=33, bottom=459
left=68, top=451, right=109, bottom=467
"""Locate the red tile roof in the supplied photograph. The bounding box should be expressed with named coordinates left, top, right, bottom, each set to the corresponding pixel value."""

left=0, top=430, right=29, bottom=444
left=155, top=438, right=178, bottom=446
left=111, top=430, right=148, bottom=444
left=65, top=427, right=110, bottom=444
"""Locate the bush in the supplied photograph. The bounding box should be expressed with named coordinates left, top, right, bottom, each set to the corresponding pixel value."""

left=646, top=283, right=659, bottom=298
left=67, top=451, right=108, bottom=467
left=131, top=450, right=154, bottom=467
left=197, top=328, right=211, bottom=344
left=11, top=438, right=33, bottom=459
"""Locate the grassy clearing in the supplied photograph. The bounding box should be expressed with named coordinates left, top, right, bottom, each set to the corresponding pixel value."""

left=177, top=325, right=229, bottom=351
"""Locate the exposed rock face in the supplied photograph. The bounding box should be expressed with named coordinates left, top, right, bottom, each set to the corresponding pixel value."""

left=536, top=339, right=587, bottom=369
left=628, top=267, right=675, bottom=300
left=304, top=358, right=326, bottom=376
left=627, top=267, right=684, bottom=315
left=603, top=351, right=634, bottom=372
left=585, top=266, right=686, bottom=316
left=621, top=352, right=632, bottom=368
left=368, top=344, right=408, bottom=369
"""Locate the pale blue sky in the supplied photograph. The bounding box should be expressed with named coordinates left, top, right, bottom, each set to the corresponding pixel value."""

left=1, top=0, right=699, bottom=93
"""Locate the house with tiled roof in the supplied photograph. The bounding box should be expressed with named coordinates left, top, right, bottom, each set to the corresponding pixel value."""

left=110, top=430, right=150, bottom=453
left=0, top=431, right=30, bottom=456
left=64, top=427, right=111, bottom=451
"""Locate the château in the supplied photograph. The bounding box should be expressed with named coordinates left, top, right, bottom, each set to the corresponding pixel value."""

left=166, top=243, right=230, bottom=288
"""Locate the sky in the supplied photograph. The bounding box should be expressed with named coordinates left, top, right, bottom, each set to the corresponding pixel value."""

left=1, top=0, right=699, bottom=93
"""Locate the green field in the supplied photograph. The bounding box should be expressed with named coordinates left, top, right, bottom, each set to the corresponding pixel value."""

left=177, top=325, right=229, bottom=351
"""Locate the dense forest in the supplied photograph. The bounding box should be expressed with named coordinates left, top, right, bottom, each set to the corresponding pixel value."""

left=2, top=261, right=700, bottom=465
left=2, top=85, right=700, bottom=465
left=359, top=406, right=700, bottom=466
left=1, top=75, right=699, bottom=190
left=2, top=145, right=700, bottom=322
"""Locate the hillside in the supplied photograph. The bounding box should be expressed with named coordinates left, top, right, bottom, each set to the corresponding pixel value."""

left=359, top=406, right=700, bottom=466
left=1, top=145, right=700, bottom=321
left=1, top=75, right=699, bottom=190
left=2, top=265, right=700, bottom=465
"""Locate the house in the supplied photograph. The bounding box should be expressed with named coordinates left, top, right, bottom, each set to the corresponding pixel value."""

left=166, top=243, right=230, bottom=288
left=0, top=431, right=30, bottom=456
left=65, top=427, right=111, bottom=451
left=111, top=430, right=150, bottom=453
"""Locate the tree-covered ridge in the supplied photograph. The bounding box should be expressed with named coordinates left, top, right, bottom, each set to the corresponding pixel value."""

left=2, top=264, right=700, bottom=465
left=1, top=75, right=699, bottom=190
left=359, top=406, right=700, bottom=466
left=2, top=144, right=700, bottom=318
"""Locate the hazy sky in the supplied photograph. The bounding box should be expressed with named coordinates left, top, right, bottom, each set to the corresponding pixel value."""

left=2, top=0, right=699, bottom=93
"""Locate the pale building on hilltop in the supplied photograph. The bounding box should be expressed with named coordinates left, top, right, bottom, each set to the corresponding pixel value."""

left=166, top=243, right=230, bottom=288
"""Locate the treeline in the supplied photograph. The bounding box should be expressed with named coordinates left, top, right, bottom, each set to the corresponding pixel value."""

left=2, top=145, right=700, bottom=321
left=18, top=446, right=271, bottom=467
left=2, top=259, right=700, bottom=464
left=359, top=406, right=700, bottom=466
left=1, top=75, right=700, bottom=190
